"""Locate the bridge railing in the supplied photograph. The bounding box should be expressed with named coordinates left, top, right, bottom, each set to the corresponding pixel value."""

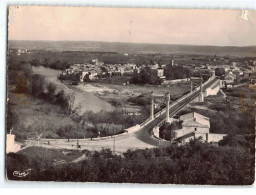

left=154, top=108, right=166, bottom=118
left=154, top=77, right=218, bottom=119
left=140, top=117, right=153, bottom=127
left=154, top=90, right=194, bottom=118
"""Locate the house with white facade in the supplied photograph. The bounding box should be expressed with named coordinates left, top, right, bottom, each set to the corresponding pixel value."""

left=174, top=112, right=226, bottom=143
left=174, top=112, right=210, bottom=142
left=224, top=73, right=236, bottom=84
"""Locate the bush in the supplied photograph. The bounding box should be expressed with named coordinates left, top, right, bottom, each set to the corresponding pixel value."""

left=159, top=121, right=182, bottom=140
left=127, top=95, right=150, bottom=106
left=9, top=140, right=254, bottom=184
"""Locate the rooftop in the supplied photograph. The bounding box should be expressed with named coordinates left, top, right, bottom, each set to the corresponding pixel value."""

left=179, top=112, right=210, bottom=128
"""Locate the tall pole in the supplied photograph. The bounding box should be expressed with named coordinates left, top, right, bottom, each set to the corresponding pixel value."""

left=200, top=77, right=203, bottom=93
left=166, top=93, right=170, bottom=123
left=200, top=78, right=204, bottom=102
left=77, top=121, right=79, bottom=150
left=113, top=136, right=115, bottom=154
left=150, top=91, right=154, bottom=119
left=190, top=79, right=193, bottom=92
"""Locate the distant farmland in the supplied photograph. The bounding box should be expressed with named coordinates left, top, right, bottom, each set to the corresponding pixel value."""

left=9, top=40, right=256, bottom=57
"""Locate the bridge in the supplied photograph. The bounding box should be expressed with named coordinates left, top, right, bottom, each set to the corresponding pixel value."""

left=25, top=76, right=220, bottom=153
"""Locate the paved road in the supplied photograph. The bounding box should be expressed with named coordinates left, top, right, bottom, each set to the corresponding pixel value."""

left=27, top=77, right=219, bottom=153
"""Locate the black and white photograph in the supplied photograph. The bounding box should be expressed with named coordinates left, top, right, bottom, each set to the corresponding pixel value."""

left=5, top=6, right=256, bottom=185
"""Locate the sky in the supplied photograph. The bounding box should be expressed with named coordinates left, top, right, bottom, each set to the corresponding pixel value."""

left=8, top=6, right=256, bottom=46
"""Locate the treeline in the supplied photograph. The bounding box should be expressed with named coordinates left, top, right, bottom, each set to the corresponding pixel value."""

left=7, top=60, right=76, bottom=137
left=127, top=95, right=151, bottom=107
left=130, top=65, right=192, bottom=85
left=10, top=70, right=73, bottom=114
left=30, top=58, right=70, bottom=70
left=164, top=65, right=192, bottom=80
left=8, top=107, right=148, bottom=140
left=57, top=109, right=148, bottom=138
left=130, top=68, right=163, bottom=85
left=20, top=109, right=149, bottom=140
left=7, top=139, right=254, bottom=184
left=8, top=59, right=74, bottom=112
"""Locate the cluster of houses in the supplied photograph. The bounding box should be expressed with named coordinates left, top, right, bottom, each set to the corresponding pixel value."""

left=60, top=57, right=256, bottom=86
left=60, top=58, right=170, bottom=82
left=9, top=48, right=30, bottom=56
left=191, top=60, right=256, bottom=88
left=60, top=59, right=138, bottom=82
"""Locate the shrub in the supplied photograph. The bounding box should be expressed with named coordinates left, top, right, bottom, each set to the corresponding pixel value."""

left=8, top=140, right=254, bottom=185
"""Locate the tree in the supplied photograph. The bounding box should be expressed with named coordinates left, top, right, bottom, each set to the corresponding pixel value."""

left=55, top=90, right=66, bottom=108
left=46, top=82, right=56, bottom=102
left=65, top=93, right=76, bottom=114
left=130, top=68, right=151, bottom=84
left=15, top=71, right=31, bottom=93
left=164, top=66, right=191, bottom=80
left=31, top=74, right=45, bottom=97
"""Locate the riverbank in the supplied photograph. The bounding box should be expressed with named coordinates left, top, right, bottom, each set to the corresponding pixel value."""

left=73, top=81, right=191, bottom=113
left=32, top=66, right=114, bottom=113
left=32, top=66, right=191, bottom=115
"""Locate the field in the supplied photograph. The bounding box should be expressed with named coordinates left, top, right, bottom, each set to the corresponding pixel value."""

left=9, top=40, right=256, bottom=57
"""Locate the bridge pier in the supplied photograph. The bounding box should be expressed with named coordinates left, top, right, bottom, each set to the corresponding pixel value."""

left=150, top=91, right=154, bottom=119
left=165, top=93, right=170, bottom=123
left=190, top=79, right=193, bottom=92
left=199, top=78, right=204, bottom=102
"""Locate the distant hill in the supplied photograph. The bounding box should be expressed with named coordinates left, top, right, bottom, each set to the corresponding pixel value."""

left=8, top=40, right=256, bottom=57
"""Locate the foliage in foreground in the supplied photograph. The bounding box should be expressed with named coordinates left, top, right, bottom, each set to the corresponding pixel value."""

left=6, top=139, right=255, bottom=185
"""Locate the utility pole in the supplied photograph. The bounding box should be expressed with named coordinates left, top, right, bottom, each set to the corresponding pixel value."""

left=190, top=78, right=193, bottom=92
left=77, top=121, right=79, bottom=150
left=200, top=77, right=204, bottom=102
left=68, top=107, right=80, bottom=150
left=165, top=93, right=170, bottom=123
left=113, top=136, right=115, bottom=154
left=150, top=91, right=154, bottom=119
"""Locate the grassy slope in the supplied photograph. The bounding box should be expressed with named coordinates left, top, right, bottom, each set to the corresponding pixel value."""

left=6, top=146, right=88, bottom=180
left=8, top=91, right=76, bottom=140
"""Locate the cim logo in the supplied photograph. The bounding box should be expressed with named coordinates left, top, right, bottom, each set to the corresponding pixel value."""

left=13, top=169, right=31, bottom=178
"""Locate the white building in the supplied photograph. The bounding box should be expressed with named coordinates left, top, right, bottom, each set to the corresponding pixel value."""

left=224, top=73, right=236, bottom=84
left=175, top=112, right=210, bottom=142
left=174, top=112, right=226, bottom=143
left=6, top=133, right=21, bottom=153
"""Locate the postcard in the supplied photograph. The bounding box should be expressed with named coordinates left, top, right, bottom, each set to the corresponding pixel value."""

left=6, top=6, right=255, bottom=184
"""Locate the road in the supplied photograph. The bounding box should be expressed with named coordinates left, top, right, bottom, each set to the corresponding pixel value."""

left=27, top=77, right=219, bottom=153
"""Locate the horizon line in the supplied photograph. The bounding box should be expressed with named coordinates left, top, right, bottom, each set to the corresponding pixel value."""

left=8, top=39, right=256, bottom=48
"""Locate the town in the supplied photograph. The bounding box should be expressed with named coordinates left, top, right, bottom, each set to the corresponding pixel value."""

left=5, top=7, right=256, bottom=185
left=58, top=55, right=256, bottom=88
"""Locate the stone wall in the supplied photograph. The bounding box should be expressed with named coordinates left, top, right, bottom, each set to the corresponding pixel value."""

left=162, top=78, right=190, bottom=85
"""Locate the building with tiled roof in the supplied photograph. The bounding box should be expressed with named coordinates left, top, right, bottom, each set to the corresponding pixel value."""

left=174, top=112, right=210, bottom=142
